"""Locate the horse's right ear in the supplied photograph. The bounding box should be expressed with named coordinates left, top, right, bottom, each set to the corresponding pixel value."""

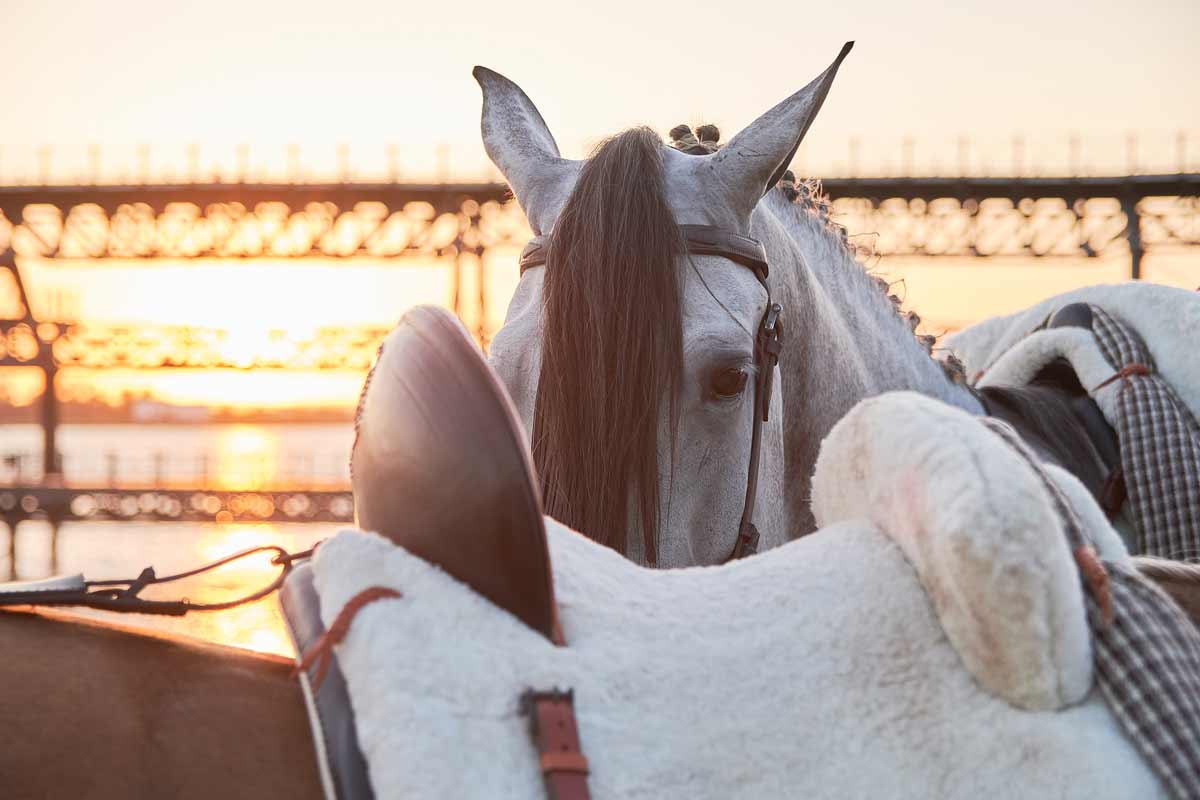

left=473, top=66, right=580, bottom=234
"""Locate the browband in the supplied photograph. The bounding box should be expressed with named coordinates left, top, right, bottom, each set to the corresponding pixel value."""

left=518, top=224, right=769, bottom=286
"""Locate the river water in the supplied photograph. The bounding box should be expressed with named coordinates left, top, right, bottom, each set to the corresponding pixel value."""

left=0, top=423, right=354, bottom=656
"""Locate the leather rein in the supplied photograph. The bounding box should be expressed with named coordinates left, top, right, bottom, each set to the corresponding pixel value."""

left=0, top=544, right=316, bottom=615
left=518, top=223, right=782, bottom=564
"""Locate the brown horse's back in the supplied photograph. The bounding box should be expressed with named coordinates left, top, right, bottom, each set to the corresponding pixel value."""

left=0, top=608, right=323, bottom=800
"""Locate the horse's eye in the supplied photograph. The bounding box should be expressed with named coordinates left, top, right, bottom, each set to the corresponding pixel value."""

left=712, top=368, right=750, bottom=398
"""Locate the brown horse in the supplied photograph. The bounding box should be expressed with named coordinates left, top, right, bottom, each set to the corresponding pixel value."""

left=0, top=606, right=324, bottom=799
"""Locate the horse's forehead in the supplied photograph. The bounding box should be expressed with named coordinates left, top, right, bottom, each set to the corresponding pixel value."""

left=680, top=255, right=766, bottom=340
left=531, top=145, right=738, bottom=230
left=661, top=148, right=740, bottom=228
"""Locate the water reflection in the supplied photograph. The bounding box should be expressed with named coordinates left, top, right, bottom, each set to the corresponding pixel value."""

left=10, top=520, right=342, bottom=656
left=0, top=422, right=354, bottom=656
left=214, top=426, right=278, bottom=489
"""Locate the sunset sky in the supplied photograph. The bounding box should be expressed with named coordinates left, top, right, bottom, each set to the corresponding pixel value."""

left=2, top=0, right=1198, bottom=409
left=4, top=0, right=1198, bottom=179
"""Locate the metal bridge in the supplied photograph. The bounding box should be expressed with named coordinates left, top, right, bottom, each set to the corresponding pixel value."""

left=1, top=173, right=1197, bottom=549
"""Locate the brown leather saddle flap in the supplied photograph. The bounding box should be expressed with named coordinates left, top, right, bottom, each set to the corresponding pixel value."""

left=350, top=306, right=557, bottom=642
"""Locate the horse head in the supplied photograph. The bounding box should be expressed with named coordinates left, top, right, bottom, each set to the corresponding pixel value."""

left=476, top=45, right=852, bottom=567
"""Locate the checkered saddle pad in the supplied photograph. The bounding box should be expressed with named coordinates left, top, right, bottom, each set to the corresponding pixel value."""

left=1088, top=306, right=1200, bottom=560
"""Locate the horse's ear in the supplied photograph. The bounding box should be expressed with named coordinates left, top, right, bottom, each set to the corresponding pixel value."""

left=710, top=42, right=853, bottom=215
left=473, top=66, right=580, bottom=234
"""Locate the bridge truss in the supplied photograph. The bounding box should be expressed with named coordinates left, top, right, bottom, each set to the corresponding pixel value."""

left=1, top=173, right=1197, bottom=482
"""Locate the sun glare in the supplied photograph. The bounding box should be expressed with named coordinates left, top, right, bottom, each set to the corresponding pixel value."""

left=215, top=426, right=278, bottom=489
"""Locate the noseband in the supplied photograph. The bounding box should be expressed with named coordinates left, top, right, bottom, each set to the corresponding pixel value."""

left=518, top=224, right=782, bottom=564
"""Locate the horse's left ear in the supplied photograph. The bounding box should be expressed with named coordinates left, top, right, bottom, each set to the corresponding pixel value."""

left=473, top=66, right=581, bottom=234
left=710, top=42, right=853, bottom=215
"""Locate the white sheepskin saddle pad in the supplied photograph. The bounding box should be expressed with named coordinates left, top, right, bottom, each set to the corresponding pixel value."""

left=309, top=393, right=1163, bottom=799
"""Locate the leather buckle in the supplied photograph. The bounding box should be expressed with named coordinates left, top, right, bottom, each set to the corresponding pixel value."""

left=731, top=522, right=760, bottom=560
left=758, top=303, right=783, bottom=422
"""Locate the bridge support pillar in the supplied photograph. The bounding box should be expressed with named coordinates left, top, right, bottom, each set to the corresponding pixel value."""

left=41, top=363, right=60, bottom=484
left=3, top=518, right=15, bottom=581
left=1121, top=195, right=1143, bottom=280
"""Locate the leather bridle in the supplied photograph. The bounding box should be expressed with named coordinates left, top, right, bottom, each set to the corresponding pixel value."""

left=518, top=224, right=782, bottom=564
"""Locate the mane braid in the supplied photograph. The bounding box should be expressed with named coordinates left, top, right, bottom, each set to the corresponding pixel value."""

left=532, top=127, right=684, bottom=566
left=771, top=167, right=956, bottom=369
left=668, top=125, right=941, bottom=366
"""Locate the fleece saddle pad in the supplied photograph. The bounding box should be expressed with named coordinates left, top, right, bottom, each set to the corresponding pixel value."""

left=949, top=282, right=1200, bottom=421
left=948, top=284, right=1200, bottom=561
left=298, top=392, right=1187, bottom=799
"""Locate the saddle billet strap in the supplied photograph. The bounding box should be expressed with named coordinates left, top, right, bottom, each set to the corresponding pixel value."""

left=522, top=689, right=591, bottom=800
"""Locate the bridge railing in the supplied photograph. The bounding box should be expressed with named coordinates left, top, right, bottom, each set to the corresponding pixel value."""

left=0, top=449, right=350, bottom=492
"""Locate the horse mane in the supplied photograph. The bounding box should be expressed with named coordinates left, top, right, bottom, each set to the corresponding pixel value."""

left=667, top=124, right=961, bottom=383
left=532, top=127, right=684, bottom=565
left=974, top=375, right=1112, bottom=500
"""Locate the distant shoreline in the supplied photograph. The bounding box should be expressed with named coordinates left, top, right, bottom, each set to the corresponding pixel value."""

left=0, top=403, right=354, bottom=426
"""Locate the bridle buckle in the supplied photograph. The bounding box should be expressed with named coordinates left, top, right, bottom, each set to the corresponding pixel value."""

left=757, top=302, right=783, bottom=423
left=730, top=522, right=760, bottom=560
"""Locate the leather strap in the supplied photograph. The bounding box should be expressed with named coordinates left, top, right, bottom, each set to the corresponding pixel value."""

left=0, top=544, right=313, bottom=615
left=519, top=236, right=550, bottom=274
left=678, top=224, right=769, bottom=284
left=519, top=224, right=769, bottom=287
left=729, top=301, right=782, bottom=562
left=522, top=689, right=591, bottom=800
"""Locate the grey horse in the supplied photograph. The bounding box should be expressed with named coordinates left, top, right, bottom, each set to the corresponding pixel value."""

left=478, top=44, right=982, bottom=567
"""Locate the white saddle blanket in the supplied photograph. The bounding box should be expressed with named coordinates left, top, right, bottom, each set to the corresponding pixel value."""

left=947, top=282, right=1200, bottom=420
left=310, top=393, right=1163, bottom=798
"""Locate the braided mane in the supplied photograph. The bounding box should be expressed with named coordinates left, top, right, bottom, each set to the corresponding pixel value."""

left=667, top=124, right=969, bottom=387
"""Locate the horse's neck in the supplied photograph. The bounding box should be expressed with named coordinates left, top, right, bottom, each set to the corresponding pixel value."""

left=755, top=197, right=982, bottom=533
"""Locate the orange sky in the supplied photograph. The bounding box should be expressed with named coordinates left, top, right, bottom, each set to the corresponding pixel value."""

left=2, top=0, right=1198, bottom=180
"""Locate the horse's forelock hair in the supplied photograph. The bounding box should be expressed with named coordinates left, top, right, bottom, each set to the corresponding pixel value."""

left=533, top=127, right=684, bottom=565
